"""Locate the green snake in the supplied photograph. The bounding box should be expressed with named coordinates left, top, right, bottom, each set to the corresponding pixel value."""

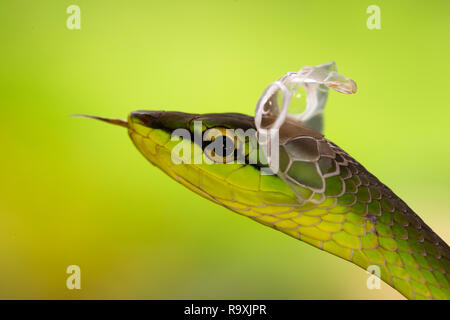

left=79, top=110, right=450, bottom=300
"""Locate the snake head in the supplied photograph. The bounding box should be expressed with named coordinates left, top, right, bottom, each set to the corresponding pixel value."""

left=79, top=110, right=322, bottom=211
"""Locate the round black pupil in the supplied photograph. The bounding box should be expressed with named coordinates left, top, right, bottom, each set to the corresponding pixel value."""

left=215, top=136, right=234, bottom=157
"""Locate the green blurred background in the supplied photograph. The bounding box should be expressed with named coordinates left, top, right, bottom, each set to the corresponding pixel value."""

left=1, top=0, right=449, bottom=299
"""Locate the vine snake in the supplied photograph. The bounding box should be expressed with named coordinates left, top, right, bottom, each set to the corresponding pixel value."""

left=79, top=110, right=450, bottom=300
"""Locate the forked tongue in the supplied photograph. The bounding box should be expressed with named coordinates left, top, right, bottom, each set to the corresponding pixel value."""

left=71, top=114, right=129, bottom=129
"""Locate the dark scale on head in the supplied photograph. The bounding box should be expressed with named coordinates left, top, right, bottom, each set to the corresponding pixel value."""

left=203, top=135, right=235, bottom=158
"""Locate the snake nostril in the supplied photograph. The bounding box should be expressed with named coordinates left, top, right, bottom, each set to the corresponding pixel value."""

left=129, top=110, right=165, bottom=128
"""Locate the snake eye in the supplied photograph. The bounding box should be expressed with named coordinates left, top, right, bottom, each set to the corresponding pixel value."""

left=203, top=128, right=236, bottom=163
